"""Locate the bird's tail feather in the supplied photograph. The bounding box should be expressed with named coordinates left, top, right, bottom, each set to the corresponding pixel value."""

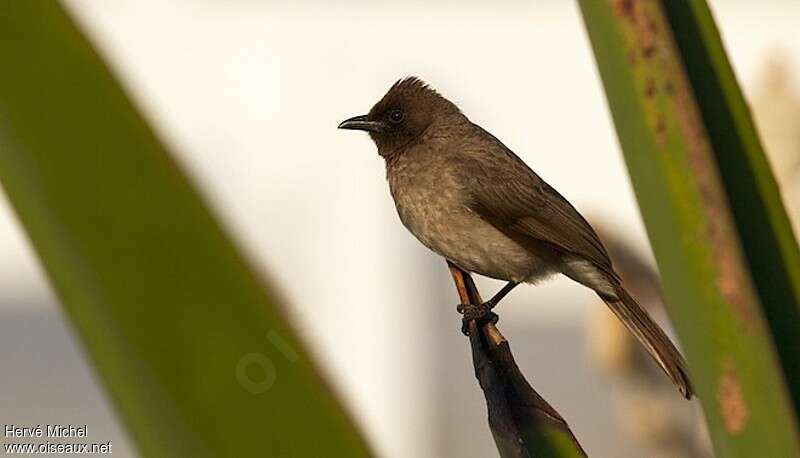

left=600, top=285, right=694, bottom=399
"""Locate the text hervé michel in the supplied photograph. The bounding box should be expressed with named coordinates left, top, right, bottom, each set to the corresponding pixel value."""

left=5, top=424, right=87, bottom=438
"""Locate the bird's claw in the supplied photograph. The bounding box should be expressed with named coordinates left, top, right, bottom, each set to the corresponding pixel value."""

left=457, top=302, right=498, bottom=335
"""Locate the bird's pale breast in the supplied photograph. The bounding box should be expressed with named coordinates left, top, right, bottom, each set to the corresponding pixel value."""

left=387, top=153, right=553, bottom=283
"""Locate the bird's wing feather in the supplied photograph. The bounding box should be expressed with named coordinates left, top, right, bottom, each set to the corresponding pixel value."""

left=455, top=124, right=694, bottom=398
left=460, top=124, right=617, bottom=278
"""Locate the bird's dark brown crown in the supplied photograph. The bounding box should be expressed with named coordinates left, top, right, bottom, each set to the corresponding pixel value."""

left=366, top=77, right=461, bottom=155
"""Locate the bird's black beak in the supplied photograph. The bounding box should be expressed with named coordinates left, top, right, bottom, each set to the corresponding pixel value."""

left=338, top=114, right=386, bottom=133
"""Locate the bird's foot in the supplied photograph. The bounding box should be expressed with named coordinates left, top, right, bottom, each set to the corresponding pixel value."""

left=457, top=302, right=498, bottom=335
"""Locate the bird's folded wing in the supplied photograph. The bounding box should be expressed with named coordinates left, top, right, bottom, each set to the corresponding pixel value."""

left=460, top=152, right=617, bottom=279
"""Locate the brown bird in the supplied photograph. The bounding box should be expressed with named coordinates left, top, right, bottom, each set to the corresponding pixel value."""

left=339, top=77, right=693, bottom=399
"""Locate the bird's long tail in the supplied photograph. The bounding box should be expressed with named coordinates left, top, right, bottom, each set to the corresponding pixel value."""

left=600, top=284, right=694, bottom=399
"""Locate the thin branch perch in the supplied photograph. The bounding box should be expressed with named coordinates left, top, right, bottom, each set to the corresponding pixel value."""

left=448, top=261, right=587, bottom=458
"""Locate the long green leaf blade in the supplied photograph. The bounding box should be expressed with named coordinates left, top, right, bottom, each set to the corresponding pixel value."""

left=662, top=0, right=800, bottom=409
left=0, top=3, right=371, bottom=456
left=577, top=1, right=800, bottom=456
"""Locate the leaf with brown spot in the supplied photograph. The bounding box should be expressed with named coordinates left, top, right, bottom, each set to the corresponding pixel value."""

left=717, top=362, right=749, bottom=435
left=578, top=0, right=800, bottom=455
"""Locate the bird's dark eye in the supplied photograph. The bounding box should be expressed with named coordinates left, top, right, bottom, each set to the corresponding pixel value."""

left=389, top=110, right=404, bottom=124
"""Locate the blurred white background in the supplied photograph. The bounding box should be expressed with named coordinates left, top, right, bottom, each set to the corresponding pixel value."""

left=1, top=1, right=798, bottom=456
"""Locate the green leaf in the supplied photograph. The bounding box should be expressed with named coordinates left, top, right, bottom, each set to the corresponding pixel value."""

left=0, top=3, right=371, bottom=457
left=661, top=0, right=800, bottom=408
left=577, top=0, right=800, bottom=456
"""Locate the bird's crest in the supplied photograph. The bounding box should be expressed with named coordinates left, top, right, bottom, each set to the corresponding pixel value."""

left=388, top=76, right=436, bottom=97
left=386, top=76, right=443, bottom=102
left=380, top=76, right=458, bottom=115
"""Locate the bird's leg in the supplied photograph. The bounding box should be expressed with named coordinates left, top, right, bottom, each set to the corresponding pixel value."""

left=457, top=281, right=519, bottom=334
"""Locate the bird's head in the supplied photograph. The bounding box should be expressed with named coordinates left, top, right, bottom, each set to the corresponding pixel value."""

left=338, top=77, right=461, bottom=156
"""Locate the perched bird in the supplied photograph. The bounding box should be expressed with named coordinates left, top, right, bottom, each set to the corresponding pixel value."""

left=339, top=77, right=693, bottom=399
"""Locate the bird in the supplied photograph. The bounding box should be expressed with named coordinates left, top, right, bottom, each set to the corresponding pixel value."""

left=338, top=76, right=693, bottom=399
